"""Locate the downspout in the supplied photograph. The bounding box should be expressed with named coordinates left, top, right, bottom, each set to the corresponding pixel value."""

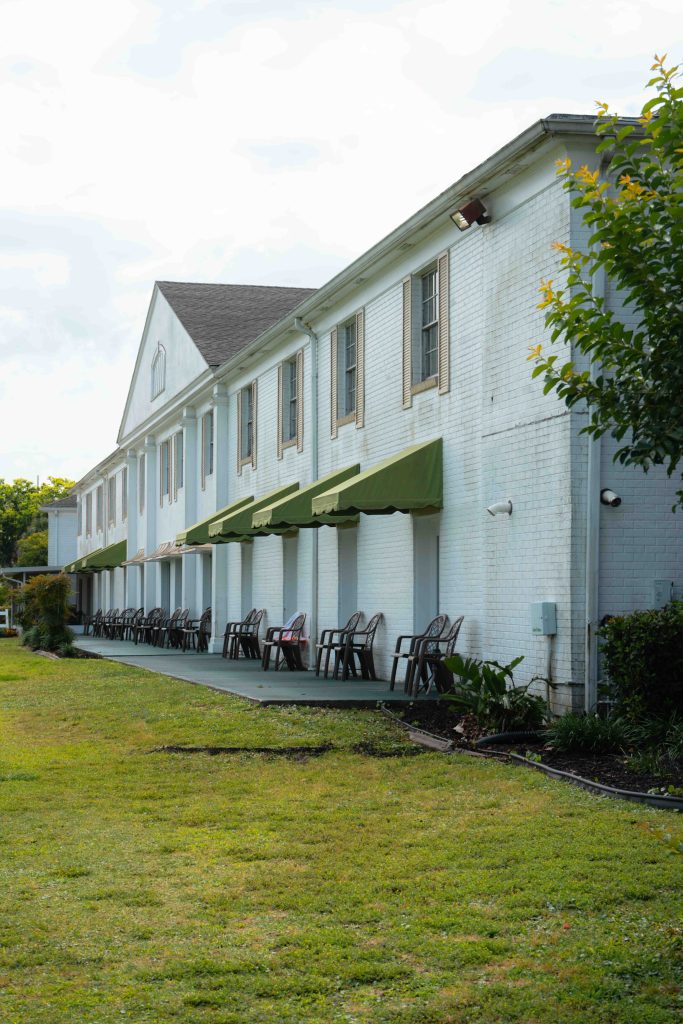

left=584, top=157, right=610, bottom=712
left=294, top=316, right=319, bottom=670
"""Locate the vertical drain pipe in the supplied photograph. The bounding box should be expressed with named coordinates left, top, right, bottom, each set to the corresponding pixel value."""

left=584, top=263, right=606, bottom=714
left=294, top=316, right=319, bottom=670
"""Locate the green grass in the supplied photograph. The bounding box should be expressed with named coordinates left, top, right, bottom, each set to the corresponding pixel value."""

left=0, top=640, right=681, bottom=1023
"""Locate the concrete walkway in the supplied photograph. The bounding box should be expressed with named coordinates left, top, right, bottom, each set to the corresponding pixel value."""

left=74, top=636, right=436, bottom=707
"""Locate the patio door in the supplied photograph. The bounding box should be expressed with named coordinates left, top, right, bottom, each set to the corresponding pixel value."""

left=160, top=561, right=171, bottom=612
left=241, top=542, right=253, bottom=617
left=413, top=513, right=440, bottom=633
left=282, top=535, right=298, bottom=622
left=337, top=526, right=358, bottom=625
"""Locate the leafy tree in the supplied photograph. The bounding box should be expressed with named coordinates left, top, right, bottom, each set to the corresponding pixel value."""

left=16, top=530, right=49, bottom=567
left=529, top=56, right=683, bottom=504
left=0, top=477, right=74, bottom=566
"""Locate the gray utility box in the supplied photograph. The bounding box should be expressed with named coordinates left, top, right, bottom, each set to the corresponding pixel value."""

left=652, top=580, right=674, bottom=610
left=531, top=602, right=557, bottom=636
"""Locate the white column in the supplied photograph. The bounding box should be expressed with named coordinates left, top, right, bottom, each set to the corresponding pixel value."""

left=125, top=449, right=139, bottom=606
left=209, top=544, right=228, bottom=652
left=208, top=384, right=230, bottom=650
left=181, top=406, right=198, bottom=616
left=143, top=435, right=158, bottom=610
left=213, top=383, right=230, bottom=508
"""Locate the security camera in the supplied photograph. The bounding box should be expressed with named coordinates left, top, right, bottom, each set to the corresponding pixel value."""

left=486, top=500, right=513, bottom=517
left=600, top=489, right=622, bottom=507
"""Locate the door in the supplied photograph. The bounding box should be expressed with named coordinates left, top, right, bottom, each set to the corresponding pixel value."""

left=412, top=513, right=440, bottom=632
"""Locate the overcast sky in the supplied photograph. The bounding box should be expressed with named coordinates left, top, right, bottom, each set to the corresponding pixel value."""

left=1, top=0, right=681, bottom=484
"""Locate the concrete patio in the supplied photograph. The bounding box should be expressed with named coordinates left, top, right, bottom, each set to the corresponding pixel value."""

left=74, top=636, right=436, bottom=707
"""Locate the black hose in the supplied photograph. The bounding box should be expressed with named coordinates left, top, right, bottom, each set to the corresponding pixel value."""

left=475, top=730, right=548, bottom=748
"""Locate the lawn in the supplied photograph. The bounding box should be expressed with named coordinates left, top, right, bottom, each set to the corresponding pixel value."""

left=0, top=640, right=681, bottom=1023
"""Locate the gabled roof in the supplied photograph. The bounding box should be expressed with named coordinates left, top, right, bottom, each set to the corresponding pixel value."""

left=156, top=281, right=316, bottom=367
left=40, top=494, right=77, bottom=511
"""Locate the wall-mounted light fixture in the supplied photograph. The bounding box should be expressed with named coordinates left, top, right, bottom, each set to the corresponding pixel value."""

left=486, top=500, right=513, bottom=517
left=600, top=488, right=622, bottom=507
left=450, top=198, right=491, bottom=231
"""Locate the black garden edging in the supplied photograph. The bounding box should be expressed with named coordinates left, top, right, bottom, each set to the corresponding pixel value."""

left=380, top=706, right=683, bottom=812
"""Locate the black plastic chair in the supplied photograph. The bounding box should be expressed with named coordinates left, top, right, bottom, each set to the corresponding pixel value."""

left=315, top=611, right=363, bottom=678
left=333, top=613, right=383, bottom=681
left=406, top=615, right=464, bottom=697
left=389, top=615, right=448, bottom=691
left=262, top=613, right=306, bottom=671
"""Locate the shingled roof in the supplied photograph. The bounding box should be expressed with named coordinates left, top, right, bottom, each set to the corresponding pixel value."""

left=156, top=281, right=316, bottom=367
left=40, top=493, right=77, bottom=511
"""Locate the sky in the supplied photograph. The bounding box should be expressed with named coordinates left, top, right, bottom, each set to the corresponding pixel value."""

left=1, top=0, right=682, bottom=485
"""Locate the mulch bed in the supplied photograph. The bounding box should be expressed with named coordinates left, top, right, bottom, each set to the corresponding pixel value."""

left=486, top=742, right=683, bottom=795
left=399, top=704, right=682, bottom=796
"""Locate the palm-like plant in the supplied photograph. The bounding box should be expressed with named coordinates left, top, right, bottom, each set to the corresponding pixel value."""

left=442, top=654, right=548, bottom=732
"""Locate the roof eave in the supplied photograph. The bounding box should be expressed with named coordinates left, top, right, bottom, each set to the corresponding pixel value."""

left=214, top=114, right=639, bottom=381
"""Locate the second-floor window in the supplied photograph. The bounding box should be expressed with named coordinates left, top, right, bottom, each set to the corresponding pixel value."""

left=121, top=467, right=128, bottom=521
left=77, top=498, right=82, bottom=536
left=173, top=431, right=184, bottom=499
left=237, top=382, right=257, bottom=472
left=419, top=268, right=438, bottom=382
left=139, top=454, right=145, bottom=515
left=85, top=492, right=92, bottom=536
left=96, top=485, right=103, bottom=532
left=330, top=310, right=364, bottom=438
left=277, top=351, right=303, bottom=458
left=160, top=440, right=171, bottom=502
left=339, top=319, right=357, bottom=418
left=108, top=476, right=116, bottom=525
left=402, top=251, right=450, bottom=408
left=201, top=410, right=214, bottom=488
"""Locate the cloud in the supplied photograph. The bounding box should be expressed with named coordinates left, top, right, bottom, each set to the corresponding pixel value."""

left=0, top=0, right=682, bottom=483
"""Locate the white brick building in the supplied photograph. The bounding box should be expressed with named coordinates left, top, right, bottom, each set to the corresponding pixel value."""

left=66, top=114, right=683, bottom=711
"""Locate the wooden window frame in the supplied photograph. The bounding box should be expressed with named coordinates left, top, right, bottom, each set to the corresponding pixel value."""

left=96, top=485, right=103, bottom=533
left=402, top=251, right=449, bottom=408
left=121, top=467, right=128, bottom=522
left=200, top=410, right=214, bottom=489
left=139, top=454, right=145, bottom=515
left=331, top=310, right=364, bottom=436
left=108, top=476, right=116, bottom=526
left=159, top=440, right=171, bottom=504
left=238, top=384, right=256, bottom=471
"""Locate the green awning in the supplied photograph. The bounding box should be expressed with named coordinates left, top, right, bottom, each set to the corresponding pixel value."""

left=209, top=483, right=300, bottom=542
left=312, top=439, right=443, bottom=517
left=252, top=465, right=361, bottom=531
left=82, top=540, right=128, bottom=572
left=177, top=496, right=254, bottom=546
left=64, top=556, right=86, bottom=574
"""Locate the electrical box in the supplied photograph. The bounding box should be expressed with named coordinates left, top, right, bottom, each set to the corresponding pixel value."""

left=652, top=580, right=674, bottom=610
left=531, top=602, right=557, bottom=636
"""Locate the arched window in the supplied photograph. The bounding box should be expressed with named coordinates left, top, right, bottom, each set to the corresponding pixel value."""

left=151, top=342, right=166, bottom=400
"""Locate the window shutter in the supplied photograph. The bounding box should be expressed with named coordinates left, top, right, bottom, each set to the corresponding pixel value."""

left=276, top=364, right=283, bottom=460
left=437, top=250, right=450, bottom=394
left=251, top=380, right=257, bottom=469
left=236, top=390, right=242, bottom=476
left=159, top=445, right=164, bottom=506
left=355, top=309, right=365, bottom=429
left=330, top=328, right=338, bottom=439
left=296, top=349, right=304, bottom=452
left=401, top=280, right=411, bottom=411
left=402, top=277, right=412, bottom=409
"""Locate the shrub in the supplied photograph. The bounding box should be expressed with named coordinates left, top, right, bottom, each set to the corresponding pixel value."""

left=546, top=713, right=635, bottom=754
left=599, top=602, right=683, bottom=717
left=15, top=574, right=74, bottom=654
left=441, top=654, right=548, bottom=733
